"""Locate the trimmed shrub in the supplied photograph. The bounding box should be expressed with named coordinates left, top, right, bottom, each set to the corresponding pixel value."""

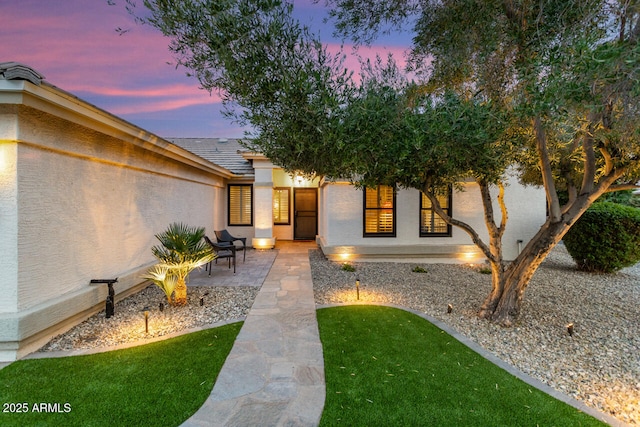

left=563, top=202, right=640, bottom=273
left=599, top=189, right=640, bottom=208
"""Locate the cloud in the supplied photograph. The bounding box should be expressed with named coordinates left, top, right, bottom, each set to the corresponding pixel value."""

left=1, top=0, right=414, bottom=138
left=1, top=0, right=225, bottom=129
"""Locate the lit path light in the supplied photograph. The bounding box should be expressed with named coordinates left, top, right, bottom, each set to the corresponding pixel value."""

left=143, top=306, right=150, bottom=334
left=327, top=287, right=394, bottom=305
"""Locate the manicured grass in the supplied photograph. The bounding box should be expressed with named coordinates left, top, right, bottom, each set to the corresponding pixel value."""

left=0, top=323, right=241, bottom=427
left=317, top=306, right=605, bottom=426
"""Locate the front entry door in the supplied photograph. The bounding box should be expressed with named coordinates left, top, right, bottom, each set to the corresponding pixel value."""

left=294, top=188, right=317, bottom=240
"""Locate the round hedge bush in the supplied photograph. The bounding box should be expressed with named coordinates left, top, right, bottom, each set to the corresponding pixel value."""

left=563, top=202, right=640, bottom=273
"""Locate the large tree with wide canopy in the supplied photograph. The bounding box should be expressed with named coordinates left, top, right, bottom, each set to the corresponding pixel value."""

left=126, top=0, right=640, bottom=325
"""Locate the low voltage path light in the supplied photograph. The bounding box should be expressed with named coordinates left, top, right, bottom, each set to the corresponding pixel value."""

left=355, top=277, right=360, bottom=300
left=566, top=323, right=575, bottom=337
left=143, top=306, right=150, bottom=333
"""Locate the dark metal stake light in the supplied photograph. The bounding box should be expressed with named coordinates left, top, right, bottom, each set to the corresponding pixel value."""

left=90, top=278, right=118, bottom=318
left=447, top=304, right=453, bottom=314
left=355, top=277, right=360, bottom=300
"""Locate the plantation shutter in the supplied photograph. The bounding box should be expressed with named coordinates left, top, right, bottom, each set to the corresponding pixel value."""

left=364, top=185, right=395, bottom=236
left=273, top=188, right=290, bottom=224
left=228, top=184, right=252, bottom=226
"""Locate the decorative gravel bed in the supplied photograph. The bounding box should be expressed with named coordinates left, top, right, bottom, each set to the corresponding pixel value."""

left=39, top=285, right=258, bottom=352
left=311, top=245, right=639, bottom=425
left=35, top=244, right=638, bottom=424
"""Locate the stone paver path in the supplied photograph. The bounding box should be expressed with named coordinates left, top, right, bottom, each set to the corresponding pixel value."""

left=182, top=241, right=325, bottom=427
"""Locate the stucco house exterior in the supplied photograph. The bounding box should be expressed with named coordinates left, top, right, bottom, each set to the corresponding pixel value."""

left=169, top=138, right=546, bottom=264
left=0, top=63, right=546, bottom=361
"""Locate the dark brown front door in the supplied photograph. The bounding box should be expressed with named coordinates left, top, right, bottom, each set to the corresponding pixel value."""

left=294, top=188, right=317, bottom=240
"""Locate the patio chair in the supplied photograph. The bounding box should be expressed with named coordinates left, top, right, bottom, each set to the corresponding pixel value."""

left=204, top=236, right=236, bottom=274
left=215, top=229, right=247, bottom=262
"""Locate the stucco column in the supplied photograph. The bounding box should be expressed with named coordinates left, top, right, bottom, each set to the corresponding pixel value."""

left=252, top=159, right=276, bottom=249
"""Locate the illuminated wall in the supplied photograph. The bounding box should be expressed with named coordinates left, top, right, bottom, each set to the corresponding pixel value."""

left=0, top=78, right=228, bottom=361
left=317, top=176, right=546, bottom=263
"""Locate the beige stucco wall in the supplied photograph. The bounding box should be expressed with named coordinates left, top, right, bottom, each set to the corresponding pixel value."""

left=0, top=118, right=18, bottom=315
left=0, top=80, right=229, bottom=361
left=318, top=176, right=546, bottom=263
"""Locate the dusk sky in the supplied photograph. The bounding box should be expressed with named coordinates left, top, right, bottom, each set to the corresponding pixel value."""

left=2, top=0, right=412, bottom=139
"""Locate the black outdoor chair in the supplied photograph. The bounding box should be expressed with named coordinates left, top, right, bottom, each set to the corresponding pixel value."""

left=204, top=236, right=236, bottom=274
left=215, top=229, right=247, bottom=262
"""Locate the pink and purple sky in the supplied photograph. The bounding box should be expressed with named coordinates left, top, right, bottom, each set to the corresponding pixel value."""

left=2, top=0, right=411, bottom=138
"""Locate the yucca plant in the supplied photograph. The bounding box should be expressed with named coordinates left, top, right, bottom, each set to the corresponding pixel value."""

left=145, top=223, right=216, bottom=305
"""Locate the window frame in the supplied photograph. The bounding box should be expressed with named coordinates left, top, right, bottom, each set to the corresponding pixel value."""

left=419, top=188, right=452, bottom=237
left=273, top=187, right=291, bottom=225
left=227, top=184, right=253, bottom=226
left=363, top=185, right=396, bottom=237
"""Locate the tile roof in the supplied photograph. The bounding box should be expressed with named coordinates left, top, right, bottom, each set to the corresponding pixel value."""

left=0, top=62, right=45, bottom=85
left=167, top=138, right=254, bottom=177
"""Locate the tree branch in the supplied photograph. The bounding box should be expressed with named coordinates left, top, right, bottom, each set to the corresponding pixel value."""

left=630, top=10, right=640, bottom=43
left=580, top=119, right=597, bottom=195
left=593, top=168, right=627, bottom=200
left=599, top=144, right=615, bottom=175
left=424, top=189, right=494, bottom=262
left=497, top=181, right=508, bottom=236
left=605, top=183, right=640, bottom=193
left=479, top=180, right=498, bottom=236
left=534, top=116, right=561, bottom=221
left=502, top=0, right=522, bottom=27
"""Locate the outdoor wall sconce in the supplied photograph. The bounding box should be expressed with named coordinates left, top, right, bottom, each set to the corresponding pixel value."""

left=143, top=306, right=150, bottom=333
left=90, top=278, right=118, bottom=318
left=355, top=277, right=360, bottom=300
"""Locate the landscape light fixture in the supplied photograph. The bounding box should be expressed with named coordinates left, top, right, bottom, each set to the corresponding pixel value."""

left=566, top=323, right=574, bottom=337
left=355, top=277, right=360, bottom=300
left=447, top=304, right=453, bottom=314
left=90, top=278, right=118, bottom=318
left=143, top=306, right=150, bottom=333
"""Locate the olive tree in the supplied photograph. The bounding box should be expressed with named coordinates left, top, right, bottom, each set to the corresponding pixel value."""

left=125, top=0, right=640, bottom=325
left=327, top=0, right=640, bottom=325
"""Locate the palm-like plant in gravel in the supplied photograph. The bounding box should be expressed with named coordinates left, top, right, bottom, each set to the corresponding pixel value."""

left=144, top=223, right=215, bottom=305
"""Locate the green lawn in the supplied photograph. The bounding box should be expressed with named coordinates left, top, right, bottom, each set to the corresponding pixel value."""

left=0, top=323, right=241, bottom=427
left=317, top=306, right=605, bottom=426
left=0, top=308, right=609, bottom=426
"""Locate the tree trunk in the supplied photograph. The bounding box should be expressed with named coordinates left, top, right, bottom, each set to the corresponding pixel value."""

left=173, top=277, right=188, bottom=306
left=479, top=216, right=578, bottom=326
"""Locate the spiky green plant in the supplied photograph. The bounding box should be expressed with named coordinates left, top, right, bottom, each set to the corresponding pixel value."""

left=146, top=223, right=216, bottom=305
left=142, top=264, right=178, bottom=304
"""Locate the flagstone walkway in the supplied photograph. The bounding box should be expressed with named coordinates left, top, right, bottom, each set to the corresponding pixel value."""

left=182, top=241, right=325, bottom=427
